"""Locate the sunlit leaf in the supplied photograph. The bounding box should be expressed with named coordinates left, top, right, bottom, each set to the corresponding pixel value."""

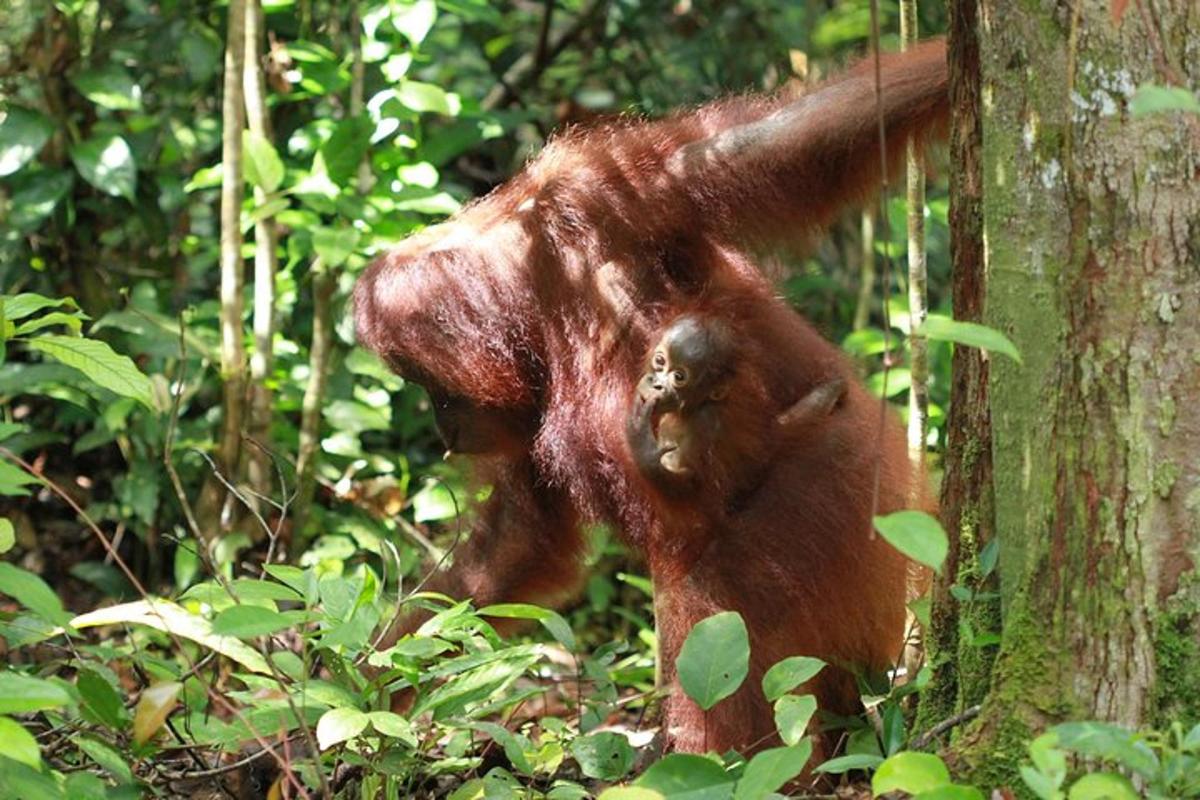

left=762, top=656, right=825, bottom=702
left=734, top=740, right=812, bottom=800
left=69, top=135, right=137, bottom=201
left=0, top=562, right=72, bottom=625
left=773, top=694, right=817, bottom=746
left=211, top=605, right=292, bottom=638
left=0, top=672, right=72, bottom=714
left=676, top=611, right=749, bottom=711
left=571, top=731, right=635, bottom=781
left=132, top=682, right=181, bottom=745
left=872, top=752, right=951, bottom=796
left=72, top=66, right=142, bottom=111
left=391, top=0, right=437, bottom=45
left=815, top=753, right=885, bottom=774
left=243, top=130, right=285, bottom=192
left=0, top=716, right=41, bottom=768
left=316, top=706, right=369, bottom=750
left=635, top=753, right=734, bottom=799
left=917, top=315, right=1022, bottom=363
left=1066, top=773, right=1137, bottom=800
left=26, top=334, right=154, bottom=408
left=1130, top=84, right=1200, bottom=117
left=874, top=510, right=949, bottom=573
left=0, top=519, right=13, bottom=554
left=0, top=107, right=53, bottom=177
left=479, top=603, right=575, bottom=650
left=71, top=599, right=271, bottom=674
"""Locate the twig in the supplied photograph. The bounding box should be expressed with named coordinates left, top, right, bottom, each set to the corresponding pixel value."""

left=911, top=704, right=982, bottom=750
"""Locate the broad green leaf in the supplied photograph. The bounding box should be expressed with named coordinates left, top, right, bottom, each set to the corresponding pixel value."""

left=367, top=711, right=417, bottom=747
left=0, top=672, right=72, bottom=714
left=1130, top=84, right=1200, bottom=117
left=0, top=519, right=13, bottom=554
left=0, top=107, right=53, bottom=177
left=316, top=706, right=369, bottom=750
left=0, top=717, right=40, bottom=768
left=479, top=603, right=575, bottom=650
left=773, top=694, right=817, bottom=746
left=391, top=0, right=437, bottom=45
left=77, top=668, right=128, bottom=730
left=399, top=80, right=456, bottom=115
left=243, top=130, right=284, bottom=192
left=2, top=293, right=76, bottom=323
left=312, top=226, right=361, bottom=268
left=917, top=315, right=1022, bottom=364
left=72, top=66, right=142, bottom=111
left=636, top=753, right=734, bottom=799
left=815, top=753, right=885, bottom=774
left=571, top=731, right=635, bottom=781
left=15, top=312, right=84, bottom=336
left=318, top=116, right=372, bottom=185
left=132, top=682, right=181, bottom=745
left=1051, top=721, right=1158, bottom=778
left=914, top=787, right=986, bottom=800
left=71, top=599, right=271, bottom=674
left=0, top=562, right=72, bottom=625
left=69, top=135, right=137, bottom=201
left=472, top=721, right=534, bottom=775
left=874, top=510, right=949, bottom=573
left=0, top=755, right=64, bottom=799
left=211, top=605, right=292, bottom=638
left=734, top=740, right=812, bottom=800
left=7, top=170, right=73, bottom=230
left=597, top=790, right=663, bottom=800
left=762, top=656, right=825, bottom=702
left=0, top=461, right=39, bottom=497
left=1021, top=765, right=1064, bottom=800
left=978, top=538, right=1000, bottom=578
left=64, top=772, right=107, bottom=800
left=677, top=611, right=750, bottom=710
left=1066, top=773, right=1137, bottom=800
left=872, top=752, right=951, bottom=796
left=26, top=334, right=154, bottom=408
left=73, top=735, right=133, bottom=783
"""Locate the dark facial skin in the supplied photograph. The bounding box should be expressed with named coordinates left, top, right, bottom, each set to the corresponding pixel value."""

left=637, top=316, right=735, bottom=414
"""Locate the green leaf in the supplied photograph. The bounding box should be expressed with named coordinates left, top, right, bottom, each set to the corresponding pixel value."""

left=132, top=681, right=182, bottom=745
left=318, top=116, right=372, bottom=185
left=872, top=752, right=951, bottom=796
left=914, top=787, right=986, bottom=800
left=1130, top=84, right=1200, bottom=117
left=243, top=130, right=284, bottom=192
left=479, top=603, right=575, bottom=650
left=312, top=226, right=361, bottom=268
left=1066, top=773, right=1138, bottom=800
left=26, top=334, right=154, bottom=408
left=8, top=170, right=74, bottom=229
left=472, top=721, right=534, bottom=775
left=0, top=755, right=64, bottom=799
left=773, top=694, right=818, bottom=746
left=815, top=753, right=885, bottom=774
left=0, top=562, right=71, bottom=625
left=0, top=672, right=72, bottom=714
left=1021, top=765, right=1064, bottom=800
left=16, top=312, right=84, bottom=336
left=734, top=740, right=812, bottom=800
left=391, top=0, right=437, bottom=45
left=635, top=753, right=734, bottom=799
left=69, top=135, right=137, bottom=201
left=71, top=66, right=142, bottom=111
left=0, top=717, right=41, bottom=768
left=77, top=668, right=129, bottom=730
left=0, top=519, right=13, bottom=554
left=978, top=538, right=1000, bottom=578
left=211, top=605, right=292, bottom=638
left=316, top=706, right=369, bottom=750
left=2, top=293, right=77, bottom=322
left=73, top=735, right=133, bottom=783
left=367, top=711, right=417, bottom=747
left=571, top=731, right=636, bottom=781
left=71, top=599, right=271, bottom=674
left=677, top=611, right=750, bottom=711
left=874, top=510, right=949, bottom=573
left=917, top=315, right=1022, bottom=363
left=0, top=460, right=39, bottom=497
left=762, top=656, right=826, bottom=702
left=1050, top=721, right=1158, bottom=778
left=0, top=107, right=53, bottom=177
left=398, top=80, right=456, bottom=115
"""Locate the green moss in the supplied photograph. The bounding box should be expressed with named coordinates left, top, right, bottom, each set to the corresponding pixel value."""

left=1152, top=574, right=1200, bottom=726
left=1152, top=461, right=1180, bottom=499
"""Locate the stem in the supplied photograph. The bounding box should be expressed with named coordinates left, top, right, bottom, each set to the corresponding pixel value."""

left=291, top=265, right=335, bottom=535
left=218, top=0, right=248, bottom=499
left=900, top=0, right=928, bottom=471
left=242, top=0, right=280, bottom=509
left=853, top=210, right=877, bottom=331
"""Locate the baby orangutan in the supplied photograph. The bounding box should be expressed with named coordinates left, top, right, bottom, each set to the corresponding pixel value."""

left=628, top=314, right=846, bottom=493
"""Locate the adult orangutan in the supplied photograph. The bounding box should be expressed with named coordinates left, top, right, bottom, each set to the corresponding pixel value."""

left=354, top=41, right=947, bottom=758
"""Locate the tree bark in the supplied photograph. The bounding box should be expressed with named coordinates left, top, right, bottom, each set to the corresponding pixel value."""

left=949, top=0, right=1200, bottom=783
left=242, top=0, right=279, bottom=510
left=901, top=0, right=929, bottom=470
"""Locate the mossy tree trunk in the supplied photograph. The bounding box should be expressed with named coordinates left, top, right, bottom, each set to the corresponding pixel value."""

left=930, top=0, right=1200, bottom=786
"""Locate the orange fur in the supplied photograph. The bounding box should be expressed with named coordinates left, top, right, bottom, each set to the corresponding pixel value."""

left=355, top=41, right=948, bottom=758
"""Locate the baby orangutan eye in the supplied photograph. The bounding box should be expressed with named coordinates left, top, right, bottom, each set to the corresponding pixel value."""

left=653, top=352, right=666, bottom=369
left=672, top=369, right=689, bottom=386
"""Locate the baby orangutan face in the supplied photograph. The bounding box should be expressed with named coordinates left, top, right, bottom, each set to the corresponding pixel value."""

left=639, top=315, right=735, bottom=414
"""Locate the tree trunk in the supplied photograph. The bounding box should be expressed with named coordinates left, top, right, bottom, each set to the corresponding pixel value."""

left=944, top=0, right=1200, bottom=784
